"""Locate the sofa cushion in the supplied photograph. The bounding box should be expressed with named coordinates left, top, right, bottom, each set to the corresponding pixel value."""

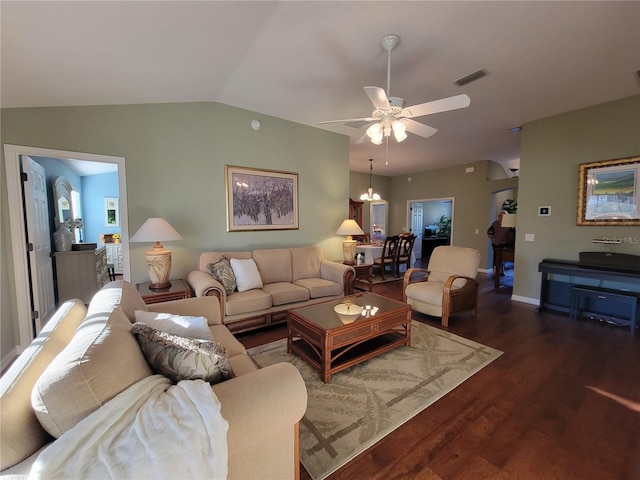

left=294, top=277, right=343, bottom=298
left=0, top=299, right=87, bottom=471
left=262, top=282, right=310, bottom=306
left=228, top=354, right=259, bottom=377
left=31, top=306, right=152, bottom=438
left=87, top=280, right=148, bottom=322
left=131, top=323, right=234, bottom=385
left=225, top=289, right=272, bottom=316
left=291, top=246, right=322, bottom=282
left=253, top=249, right=292, bottom=284
left=198, top=251, right=251, bottom=273
left=230, top=258, right=264, bottom=292
left=207, top=256, right=237, bottom=295
left=134, top=310, right=214, bottom=341
left=210, top=325, right=247, bottom=358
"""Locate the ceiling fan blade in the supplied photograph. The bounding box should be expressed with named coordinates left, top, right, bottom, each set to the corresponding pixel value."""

left=401, top=94, right=471, bottom=118
left=364, top=86, right=391, bottom=111
left=317, top=117, right=374, bottom=125
left=403, top=118, right=438, bottom=138
left=355, top=131, right=371, bottom=144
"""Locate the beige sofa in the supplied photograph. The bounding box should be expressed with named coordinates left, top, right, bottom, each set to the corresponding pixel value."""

left=1, top=280, right=307, bottom=479
left=187, top=246, right=355, bottom=333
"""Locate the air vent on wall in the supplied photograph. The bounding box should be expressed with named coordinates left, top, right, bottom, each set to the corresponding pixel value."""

left=454, top=69, right=488, bottom=87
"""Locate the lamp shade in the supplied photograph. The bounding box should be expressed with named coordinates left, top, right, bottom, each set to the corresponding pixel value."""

left=130, top=218, right=182, bottom=289
left=501, top=214, right=517, bottom=228
left=336, top=219, right=365, bottom=237
left=130, top=217, right=183, bottom=243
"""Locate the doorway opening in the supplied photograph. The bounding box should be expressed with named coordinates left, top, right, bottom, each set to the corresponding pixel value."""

left=4, top=144, right=129, bottom=350
left=407, top=197, right=454, bottom=262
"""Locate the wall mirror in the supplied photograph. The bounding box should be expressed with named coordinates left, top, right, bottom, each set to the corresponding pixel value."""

left=54, top=176, right=73, bottom=227
left=54, top=176, right=84, bottom=242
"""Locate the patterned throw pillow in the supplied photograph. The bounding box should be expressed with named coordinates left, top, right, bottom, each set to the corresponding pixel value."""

left=207, top=256, right=237, bottom=296
left=131, top=323, right=234, bottom=385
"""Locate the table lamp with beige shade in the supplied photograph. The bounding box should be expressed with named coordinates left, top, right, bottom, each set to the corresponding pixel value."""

left=336, top=219, right=365, bottom=265
left=130, top=217, right=183, bottom=289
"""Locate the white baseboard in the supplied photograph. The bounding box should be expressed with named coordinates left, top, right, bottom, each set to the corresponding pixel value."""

left=511, top=295, right=539, bottom=306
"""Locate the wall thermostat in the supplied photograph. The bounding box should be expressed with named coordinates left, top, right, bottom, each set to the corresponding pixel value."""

left=251, top=120, right=261, bottom=130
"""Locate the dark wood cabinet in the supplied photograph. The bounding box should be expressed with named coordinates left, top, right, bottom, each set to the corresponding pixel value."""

left=349, top=198, right=364, bottom=227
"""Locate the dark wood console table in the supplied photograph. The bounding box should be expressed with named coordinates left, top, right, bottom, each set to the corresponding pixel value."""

left=538, top=253, right=640, bottom=329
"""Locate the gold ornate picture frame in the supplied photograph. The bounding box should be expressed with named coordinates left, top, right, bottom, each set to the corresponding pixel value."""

left=225, top=165, right=299, bottom=231
left=577, top=156, right=640, bottom=226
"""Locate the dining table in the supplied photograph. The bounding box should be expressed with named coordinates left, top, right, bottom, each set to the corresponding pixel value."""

left=356, top=244, right=416, bottom=273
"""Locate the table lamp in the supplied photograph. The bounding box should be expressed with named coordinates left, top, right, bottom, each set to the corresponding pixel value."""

left=336, top=219, right=365, bottom=265
left=130, top=217, right=183, bottom=289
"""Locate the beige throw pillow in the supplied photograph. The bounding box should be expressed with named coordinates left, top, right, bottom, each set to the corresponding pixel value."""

left=31, top=307, right=152, bottom=438
left=131, top=323, right=234, bottom=385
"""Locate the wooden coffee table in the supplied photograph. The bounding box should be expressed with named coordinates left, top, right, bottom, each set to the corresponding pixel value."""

left=287, top=292, right=411, bottom=383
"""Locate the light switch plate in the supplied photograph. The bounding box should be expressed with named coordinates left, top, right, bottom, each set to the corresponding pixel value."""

left=525, top=233, right=535, bottom=242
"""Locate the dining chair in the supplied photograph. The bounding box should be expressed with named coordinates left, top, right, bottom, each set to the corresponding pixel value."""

left=395, top=234, right=416, bottom=277
left=372, top=235, right=401, bottom=280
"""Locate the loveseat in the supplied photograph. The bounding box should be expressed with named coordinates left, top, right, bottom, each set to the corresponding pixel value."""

left=1, top=280, right=307, bottom=479
left=187, top=246, right=355, bottom=333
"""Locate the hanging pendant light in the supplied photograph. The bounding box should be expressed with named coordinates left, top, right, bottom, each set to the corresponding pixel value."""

left=360, top=158, right=382, bottom=201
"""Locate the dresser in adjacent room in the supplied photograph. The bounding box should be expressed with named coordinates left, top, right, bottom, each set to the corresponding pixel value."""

left=55, top=246, right=109, bottom=304
left=105, top=243, right=124, bottom=274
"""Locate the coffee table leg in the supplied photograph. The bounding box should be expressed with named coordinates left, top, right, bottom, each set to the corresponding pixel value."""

left=322, top=336, right=331, bottom=383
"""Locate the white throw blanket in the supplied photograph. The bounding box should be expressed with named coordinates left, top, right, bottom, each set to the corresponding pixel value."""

left=28, top=375, right=228, bottom=480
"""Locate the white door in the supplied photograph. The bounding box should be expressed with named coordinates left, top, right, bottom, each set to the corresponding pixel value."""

left=411, top=203, right=423, bottom=258
left=24, top=156, right=56, bottom=334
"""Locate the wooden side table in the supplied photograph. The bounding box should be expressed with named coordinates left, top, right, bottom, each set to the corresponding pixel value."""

left=136, top=278, right=192, bottom=304
left=351, top=263, right=373, bottom=292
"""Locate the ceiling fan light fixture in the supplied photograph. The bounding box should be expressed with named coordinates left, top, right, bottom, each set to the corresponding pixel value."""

left=392, top=120, right=407, bottom=142
left=366, top=123, right=384, bottom=144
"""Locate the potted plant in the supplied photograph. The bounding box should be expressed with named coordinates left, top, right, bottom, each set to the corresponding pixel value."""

left=436, top=215, right=451, bottom=238
left=501, top=199, right=517, bottom=214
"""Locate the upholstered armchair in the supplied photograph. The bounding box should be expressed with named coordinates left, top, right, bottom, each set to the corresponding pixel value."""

left=403, top=245, right=481, bottom=327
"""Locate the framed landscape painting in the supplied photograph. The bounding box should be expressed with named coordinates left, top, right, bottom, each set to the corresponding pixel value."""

left=225, top=165, right=299, bottom=231
left=577, top=156, right=640, bottom=226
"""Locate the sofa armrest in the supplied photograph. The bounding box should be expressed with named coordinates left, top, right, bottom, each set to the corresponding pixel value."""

left=212, top=362, right=307, bottom=451
left=186, top=270, right=225, bottom=319
left=321, top=259, right=355, bottom=295
left=146, top=296, right=223, bottom=326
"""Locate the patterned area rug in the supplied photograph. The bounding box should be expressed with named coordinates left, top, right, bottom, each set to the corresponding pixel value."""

left=247, top=321, right=502, bottom=480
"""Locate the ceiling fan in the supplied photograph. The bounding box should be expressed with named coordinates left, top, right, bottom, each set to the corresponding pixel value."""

left=318, top=34, right=471, bottom=145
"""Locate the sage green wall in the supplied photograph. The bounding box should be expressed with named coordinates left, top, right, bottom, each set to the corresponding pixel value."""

left=386, top=160, right=518, bottom=269
left=514, top=94, right=640, bottom=301
left=1, top=102, right=349, bottom=358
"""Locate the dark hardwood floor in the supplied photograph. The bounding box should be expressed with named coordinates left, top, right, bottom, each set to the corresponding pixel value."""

left=236, top=262, right=640, bottom=480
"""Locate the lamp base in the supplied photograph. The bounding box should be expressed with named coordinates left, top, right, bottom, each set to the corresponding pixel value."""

left=145, top=249, right=172, bottom=290
left=342, top=239, right=357, bottom=265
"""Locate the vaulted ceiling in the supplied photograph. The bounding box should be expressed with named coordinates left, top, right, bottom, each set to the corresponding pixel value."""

left=2, top=1, right=638, bottom=176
